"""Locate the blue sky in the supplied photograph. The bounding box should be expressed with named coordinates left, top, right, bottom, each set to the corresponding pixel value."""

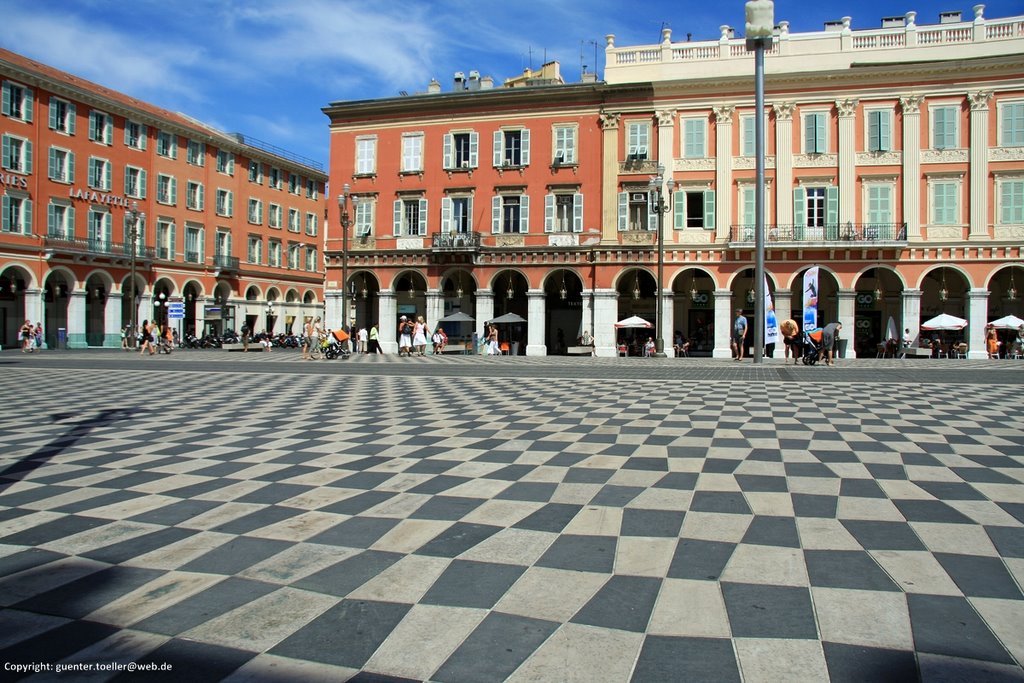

left=3, top=1, right=1021, bottom=169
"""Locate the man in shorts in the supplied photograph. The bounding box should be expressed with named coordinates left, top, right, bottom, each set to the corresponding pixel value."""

left=733, top=309, right=748, bottom=361
left=820, top=321, right=843, bottom=366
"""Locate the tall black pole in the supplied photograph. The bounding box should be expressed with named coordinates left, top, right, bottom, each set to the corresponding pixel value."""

left=753, top=41, right=766, bottom=364
left=128, top=201, right=138, bottom=348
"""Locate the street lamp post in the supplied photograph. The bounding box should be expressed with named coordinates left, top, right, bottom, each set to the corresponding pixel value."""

left=746, top=0, right=774, bottom=365
left=649, top=165, right=675, bottom=358
left=127, top=201, right=143, bottom=347
left=337, top=184, right=353, bottom=342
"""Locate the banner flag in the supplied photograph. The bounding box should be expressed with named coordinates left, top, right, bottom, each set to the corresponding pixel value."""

left=803, top=266, right=819, bottom=331
left=764, top=275, right=779, bottom=346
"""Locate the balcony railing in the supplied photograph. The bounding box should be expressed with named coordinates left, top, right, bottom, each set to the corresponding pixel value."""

left=43, top=236, right=155, bottom=259
left=431, top=231, right=482, bottom=252
left=213, top=253, right=241, bottom=272
left=729, top=223, right=907, bottom=245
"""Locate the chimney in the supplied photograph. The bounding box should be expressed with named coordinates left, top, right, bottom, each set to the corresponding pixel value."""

left=939, top=10, right=962, bottom=24
left=427, top=78, right=441, bottom=94
left=824, top=19, right=844, bottom=31
left=453, top=71, right=465, bottom=91
left=880, top=15, right=904, bottom=28
left=480, top=76, right=494, bottom=90
left=467, top=70, right=480, bottom=91
left=581, top=72, right=597, bottom=83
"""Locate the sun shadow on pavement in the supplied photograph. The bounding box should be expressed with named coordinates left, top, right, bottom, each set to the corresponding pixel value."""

left=0, top=407, right=145, bottom=495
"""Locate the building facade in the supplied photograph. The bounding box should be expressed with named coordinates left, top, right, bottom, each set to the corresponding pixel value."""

left=0, top=48, right=327, bottom=349
left=323, top=8, right=1024, bottom=358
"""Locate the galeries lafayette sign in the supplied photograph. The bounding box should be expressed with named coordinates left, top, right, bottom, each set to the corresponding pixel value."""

left=67, top=187, right=133, bottom=207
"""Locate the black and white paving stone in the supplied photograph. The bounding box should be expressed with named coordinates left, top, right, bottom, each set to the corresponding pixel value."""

left=0, top=352, right=1021, bottom=681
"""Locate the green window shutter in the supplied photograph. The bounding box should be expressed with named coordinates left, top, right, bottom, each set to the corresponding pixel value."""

left=1, top=83, right=10, bottom=116
left=879, top=112, right=891, bottom=151
left=492, top=196, right=501, bottom=233
left=48, top=97, right=58, bottom=129
left=48, top=202, right=55, bottom=235
left=23, top=199, right=31, bottom=234
left=1, top=195, right=8, bottom=231
left=673, top=190, right=685, bottom=230
left=0, top=135, right=8, bottom=169
left=742, top=187, right=755, bottom=230
left=198, top=184, right=204, bottom=210
left=519, top=195, right=529, bottom=233
left=573, top=193, right=583, bottom=233
left=48, top=147, right=56, bottom=179
left=466, top=196, right=474, bottom=232
left=521, top=128, right=530, bottom=166
left=617, top=192, right=627, bottom=231
left=88, top=157, right=97, bottom=188
left=199, top=228, right=205, bottom=264
left=169, top=177, right=176, bottom=204
left=443, top=134, right=452, bottom=168
left=393, top=200, right=402, bottom=235
left=647, top=191, right=657, bottom=231
left=793, top=187, right=806, bottom=227
left=826, top=186, right=839, bottom=226
left=140, top=124, right=147, bottom=150
left=169, top=222, right=176, bottom=260
left=89, top=113, right=97, bottom=141
left=1003, top=103, right=1024, bottom=146
left=703, top=190, right=716, bottom=230
left=441, top=197, right=452, bottom=233
left=23, top=88, right=32, bottom=123
left=815, top=115, right=826, bottom=153
left=68, top=152, right=75, bottom=183
left=804, top=116, right=814, bottom=153
left=24, top=140, right=31, bottom=174
left=418, top=198, right=427, bottom=235
left=124, top=170, right=130, bottom=195
left=469, top=132, right=479, bottom=167
left=544, top=193, right=554, bottom=233
left=493, top=131, right=503, bottom=167
left=124, top=124, right=130, bottom=147
left=67, top=103, right=76, bottom=135
left=868, top=112, right=880, bottom=152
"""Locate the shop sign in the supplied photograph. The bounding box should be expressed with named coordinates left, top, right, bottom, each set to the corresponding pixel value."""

left=67, top=186, right=133, bottom=208
left=0, top=174, right=29, bottom=189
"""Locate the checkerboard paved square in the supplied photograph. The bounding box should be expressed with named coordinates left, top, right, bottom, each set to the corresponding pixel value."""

left=0, top=355, right=1022, bottom=680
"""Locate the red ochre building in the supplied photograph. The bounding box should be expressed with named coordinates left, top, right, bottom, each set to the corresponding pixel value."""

left=0, top=48, right=327, bottom=349
left=323, top=8, right=1024, bottom=358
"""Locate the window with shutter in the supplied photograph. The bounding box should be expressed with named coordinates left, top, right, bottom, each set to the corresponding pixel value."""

left=1001, top=102, right=1024, bottom=147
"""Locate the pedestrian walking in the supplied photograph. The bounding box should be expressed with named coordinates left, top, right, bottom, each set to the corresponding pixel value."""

left=368, top=323, right=381, bottom=354
left=20, top=320, right=33, bottom=352
left=34, top=322, right=44, bottom=351
left=398, top=316, right=413, bottom=356
left=413, top=315, right=428, bottom=356
left=733, top=309, right=748, bottom=361
left=358, top=326, right=368, bottom=354
left=139, top=320, right=155, bottom=356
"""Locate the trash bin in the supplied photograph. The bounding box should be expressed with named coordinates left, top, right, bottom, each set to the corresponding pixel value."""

left=57, top=328, right=67, bottom=350
left=837, top=338, right=848, bottom=358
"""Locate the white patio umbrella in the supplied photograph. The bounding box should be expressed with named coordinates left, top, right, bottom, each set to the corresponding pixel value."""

left=614, top=315, right=653, bottom=328
left=988, top=314, right=1024, bottom=330
left=920, top=313, right=968, bottom=331
left=438, top=311, right=475, bottom=323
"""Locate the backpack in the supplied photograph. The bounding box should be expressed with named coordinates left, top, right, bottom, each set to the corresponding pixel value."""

left=403, top=322, right=413, bottom=336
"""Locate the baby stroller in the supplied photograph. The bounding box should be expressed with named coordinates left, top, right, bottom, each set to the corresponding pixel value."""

left=801, top=328, right=823, bottom=365
left=324, top=328, right=351, bottom=360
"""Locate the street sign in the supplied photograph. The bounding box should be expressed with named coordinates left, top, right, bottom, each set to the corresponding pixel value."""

left=167, top=303, right=185, bottom=320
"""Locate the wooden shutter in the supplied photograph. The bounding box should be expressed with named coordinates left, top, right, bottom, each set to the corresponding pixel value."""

left=392, top=200, right=402, bottom=235
left=544, top=194, right=554, bottom=233
left=703, top=190, right=716, bottom=230
left=519, top=195, right=529, bottom=233
left=521, top=128, right=530, bottom=166
left=573, top=193, right=583, bottom=232
left=492, top=196, right=501, bottom=233
left=418, top=198, right=427, bottom=235
left=673, top=190, right=685, bottom=230
left=793, top=188, right=806, bottom=230
left=469, top=132, right=479, bottom=167
left=617, top=192, right=628, bottom=231
left=493, top=131, right=503, bottom=167
left=441, top=197, right=452, bottom=233
left=443, top=134, right=452, bottom=168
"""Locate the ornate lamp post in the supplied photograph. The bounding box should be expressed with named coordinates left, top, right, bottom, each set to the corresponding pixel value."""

left=127, top=200, right=144, bottom=347
left=337, top=184, right=355, bottom=335
left=746, top=0, right=774, bottom=364
left=649, top=164, right=675, bottom=357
